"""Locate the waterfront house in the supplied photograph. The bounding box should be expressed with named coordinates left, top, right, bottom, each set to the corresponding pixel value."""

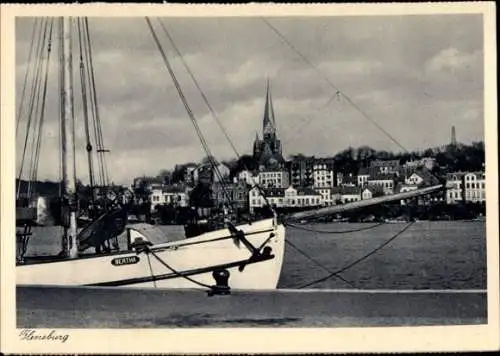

left=361, top=185, right=384, bottom=200
left=258, top=168, right=290, bottom=189
left=285, top=186, right=322, bottom=208
left=212, top=180, right=250, bottom=213
left=367, top=173, right=395, bottom=195
left=288, top=155, right=315, bottom=187
left=446, top=172, right=466, bottom=204
left=313, top=187, right=335, bottom=206
left=357, top=167, right=370, bottom=187
left=150, top=184, right=189, bottom=212
left=464, top=171, right=486, bottom=203
left=248, top=187, right=284, bottom=213
left=339, top=186, right=362, bottom=204
left=337, top=172, right=357, bottom=187
left=312, top=158, right=335, bottom=188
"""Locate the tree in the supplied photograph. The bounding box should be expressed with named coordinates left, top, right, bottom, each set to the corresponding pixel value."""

left=157, top=169, right=172, bottom=185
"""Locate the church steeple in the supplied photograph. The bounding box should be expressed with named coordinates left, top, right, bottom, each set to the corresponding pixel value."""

left=263, top=79, right=276, bottom=140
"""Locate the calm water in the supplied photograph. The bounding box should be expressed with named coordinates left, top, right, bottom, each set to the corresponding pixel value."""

left=23, top=221, right=486, bottom=290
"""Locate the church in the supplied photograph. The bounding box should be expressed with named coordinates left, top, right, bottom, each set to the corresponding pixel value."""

left=252, top=80, right=285, bottom=170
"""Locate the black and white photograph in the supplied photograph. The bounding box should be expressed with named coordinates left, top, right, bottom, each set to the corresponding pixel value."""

left=1, top=2, right=498, bottom=354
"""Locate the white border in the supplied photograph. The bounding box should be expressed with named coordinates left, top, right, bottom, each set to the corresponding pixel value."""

left=1, top=2, right=498, bottom=354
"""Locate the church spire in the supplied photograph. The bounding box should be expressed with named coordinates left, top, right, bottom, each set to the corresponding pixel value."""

left=263, top=79, right=276, bottom=139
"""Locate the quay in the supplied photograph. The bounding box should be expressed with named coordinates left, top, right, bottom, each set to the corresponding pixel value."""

left=17, top=285, right=486, bottom=328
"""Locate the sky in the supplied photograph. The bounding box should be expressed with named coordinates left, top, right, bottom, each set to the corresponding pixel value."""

left=14, top=14, right=484, bottom=186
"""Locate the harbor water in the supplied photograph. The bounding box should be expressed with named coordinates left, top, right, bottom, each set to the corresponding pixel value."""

left=21, top=220, right=486, bottom=290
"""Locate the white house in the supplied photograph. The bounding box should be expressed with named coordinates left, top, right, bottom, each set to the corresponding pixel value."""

left=258, top=169, right=290, bottom=189
left=396, top=183, right=419, bottom=205
left=464, top=171, right=486, bottom=203
left=285, top=186, right=322, bottom=208
left=236, top=170, right=257, bottom=186
left=150, top=185, right=189, bottom=212
left=361, top=185, right=384, bottom=200
left=446, top=172, right=466, bottom=204
left=367, top=174, right=395, bottom=195
left=405, top=172, right=425, bottom=186
left=248, top=186, right=267, bottom=213
left=312, top=162, right=334, bottom=188
left=314, top=187, right=335, bottom=206
left=339, top=186, right=362, bottom=204
left=248, top=187, right=287, bottom=213
left=357, top=167, right=370, bottom=187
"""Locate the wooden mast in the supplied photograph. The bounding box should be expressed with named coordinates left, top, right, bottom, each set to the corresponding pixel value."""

left=61, top=17, right=79, bottom=258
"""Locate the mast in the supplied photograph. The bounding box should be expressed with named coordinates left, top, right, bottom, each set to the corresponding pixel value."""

left=61, top=17, right=79, bottom=258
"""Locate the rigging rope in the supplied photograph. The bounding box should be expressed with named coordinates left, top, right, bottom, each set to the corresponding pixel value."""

left=146, top=18, right=236, bottom=213
left=77, top=18, right=95, bottom=193
left=261, top=18, right=445, bottom=190
left=156, top=18, right=274, bottom=211
left=83, top=17, right=109, bottom=188
left=57, top=17, right=65, bottom=198
left=16, top=18, right=40, bottom=136
left=296, top=221, right=415, bottom=289
left=284, top=221, right=385, bottom=234
left=261, top=18, right=410, bottom=154
left=148, top=248, right=213, bottom=290
left=17, top=18, right=50, bottom=201
left=28, top=19, right=54, bottom=198
left=285, top=239, right=355, bottom=288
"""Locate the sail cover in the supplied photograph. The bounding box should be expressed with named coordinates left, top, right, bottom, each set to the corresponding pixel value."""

left=77, top=208, right=128, bottom=251
left=125, top=223, right=169, bottom=246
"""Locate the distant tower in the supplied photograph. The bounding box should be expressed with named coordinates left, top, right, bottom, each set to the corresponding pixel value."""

left=451, top=126, right=457, bottom=146
left=262, top=79, right=277, bottom=141
left=252, top=79, right=283, bottom=169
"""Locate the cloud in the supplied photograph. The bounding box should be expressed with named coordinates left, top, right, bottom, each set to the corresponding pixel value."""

left=425, top=48, right=482, bottom=74
left=13, top=15, right=485, bottom=185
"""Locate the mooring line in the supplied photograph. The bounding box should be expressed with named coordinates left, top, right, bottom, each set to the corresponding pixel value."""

left=296, top=221, right=415, bottom=289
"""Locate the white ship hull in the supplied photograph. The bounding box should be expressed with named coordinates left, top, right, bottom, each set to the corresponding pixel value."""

left=17, top=218, right=285, bottom=290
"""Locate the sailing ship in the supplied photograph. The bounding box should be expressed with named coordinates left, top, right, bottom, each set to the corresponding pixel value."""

left=15, top=17, right=443, bottom=291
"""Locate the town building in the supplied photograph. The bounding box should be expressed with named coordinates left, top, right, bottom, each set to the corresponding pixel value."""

left=236, top=170, right=257, bottom=186
left=357, top=167, right=370, bottom=187
left=337, top=172, right=357, bottom=187
left=403, top=157, right=436, bottom=171
left=312, top=158, right=335, bottom=188
left=315, top=187, right=335, bottom=206
left=192, top=162, right=230, bottom=185
left=258, top=169, right=290, bottom=189
left=367, top=173, right=395, bottom=195
left=284, top=186, right=322, bottom=208
left=464, top=171, right=486, bottom=203
left=183, top=163, right=198, bottom=186
left=370, top=159, right=400, bottom=176
left=445, top=172, right=466, bottom=204
left=212, top=180, right=249, bottom=213
left=361, top=185, right=385, bottom=200
left=248, top=187, right=283, bottom=213
left=331, top=186, right=362, bottom=204
left=150, top=184, right=189, bottom=212
left=248, top=185, right=322, bottom=213
left=399, top=166, right=438, bottom=186
left=288, top=155, right=315, bottom=187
